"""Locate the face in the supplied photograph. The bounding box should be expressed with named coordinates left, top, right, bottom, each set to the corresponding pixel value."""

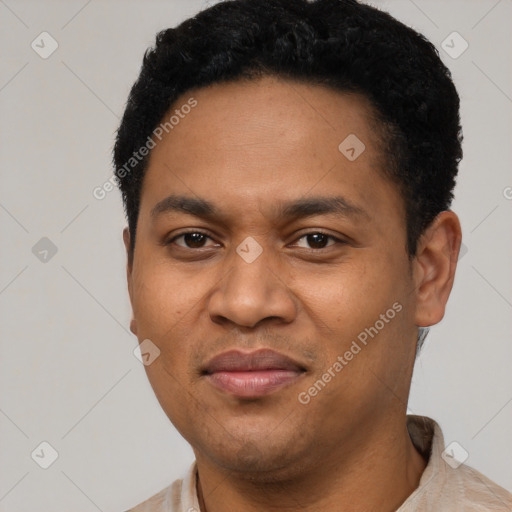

left=125, top=76, right=431, bottom=479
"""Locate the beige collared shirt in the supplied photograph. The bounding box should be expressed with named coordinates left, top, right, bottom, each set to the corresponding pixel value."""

left=126, top=415, right=512, bottom=511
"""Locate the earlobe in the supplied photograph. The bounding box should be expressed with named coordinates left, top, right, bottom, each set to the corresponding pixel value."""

left=413, top=211, right=462, bottom=327
left=130, top=318, right=138, bottom=336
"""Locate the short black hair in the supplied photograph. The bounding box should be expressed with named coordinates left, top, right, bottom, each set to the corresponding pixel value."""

left=114, top=0, right=462, bottom=259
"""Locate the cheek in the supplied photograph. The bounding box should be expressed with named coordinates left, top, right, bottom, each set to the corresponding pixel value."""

left=132, top=262, right=205, bottom=337
left=130, top=264, right=213, bottom=388
left=290, top=255, right=399, bottom=340
left=143, top=361, right=201, bottom=437
left=132, top=267, right=202, bottom=421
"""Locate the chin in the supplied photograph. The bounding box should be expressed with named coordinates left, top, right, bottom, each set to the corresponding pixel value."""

left=195, top=424, right=311, bottom=482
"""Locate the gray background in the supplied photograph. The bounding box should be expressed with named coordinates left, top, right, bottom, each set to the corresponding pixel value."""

left=0, top=0, right=511, bottom=510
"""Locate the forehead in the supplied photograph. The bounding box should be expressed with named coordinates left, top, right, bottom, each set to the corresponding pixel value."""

left=138, top=76, right=402, bottom=227
left=161, top=75, right=381, bottom=152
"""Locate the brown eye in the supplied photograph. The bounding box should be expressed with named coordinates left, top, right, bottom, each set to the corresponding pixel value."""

left=169, top=232, right=217, bottom=249
left=306, top=233, right=330, bottom=249
left=293, top=232, right=341, bottom=250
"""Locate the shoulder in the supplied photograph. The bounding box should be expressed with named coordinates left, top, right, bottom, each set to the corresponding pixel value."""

left=398, top=458, right=512, bottom=511
left=123, top=479, right=180, bottom=512
left=123, top=462, right=199, bottom=512
left=401, top=416, right=512, bottom=511
left=445, top=462, right=512, bottom=511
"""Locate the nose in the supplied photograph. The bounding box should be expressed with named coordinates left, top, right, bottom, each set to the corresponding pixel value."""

left=207, top=244, right=297, bottom=329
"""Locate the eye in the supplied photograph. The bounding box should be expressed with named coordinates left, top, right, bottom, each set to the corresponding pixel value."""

left=292, top=232, right=343, bottom=250
left=166, top=230, right=345, bottom=251
left=167, top=231, right=218, bottom=249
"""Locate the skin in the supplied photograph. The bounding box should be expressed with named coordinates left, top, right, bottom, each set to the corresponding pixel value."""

left=123, top=76, right=462, bottom=511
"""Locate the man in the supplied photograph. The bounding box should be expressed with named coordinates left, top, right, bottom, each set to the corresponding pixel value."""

left=114, top=0, right=512, bottom=510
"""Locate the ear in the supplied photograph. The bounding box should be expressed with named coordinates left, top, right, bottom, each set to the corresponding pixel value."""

left=123, top=227, right=138, bottom=336
left=413, top=210, right=462, bottom=327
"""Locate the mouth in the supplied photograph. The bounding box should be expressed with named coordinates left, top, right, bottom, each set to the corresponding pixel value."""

left=202, top=348, right=307, bottom=398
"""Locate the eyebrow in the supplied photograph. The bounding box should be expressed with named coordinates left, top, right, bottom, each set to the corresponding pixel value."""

left=150, top=194, right=368, bottom=222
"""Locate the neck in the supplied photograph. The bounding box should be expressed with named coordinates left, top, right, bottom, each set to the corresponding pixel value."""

left=195, top=417, right=427, bottom=512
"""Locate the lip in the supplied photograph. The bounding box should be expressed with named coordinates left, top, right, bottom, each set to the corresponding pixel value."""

left=202, top=349, right=306, bottom=398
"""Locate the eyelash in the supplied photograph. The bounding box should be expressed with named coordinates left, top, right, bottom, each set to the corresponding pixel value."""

left=165, top=230, right=346, bottom=251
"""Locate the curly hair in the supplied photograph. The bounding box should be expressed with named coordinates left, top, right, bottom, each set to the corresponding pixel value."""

left=114, top=0, right=462, bottom=258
